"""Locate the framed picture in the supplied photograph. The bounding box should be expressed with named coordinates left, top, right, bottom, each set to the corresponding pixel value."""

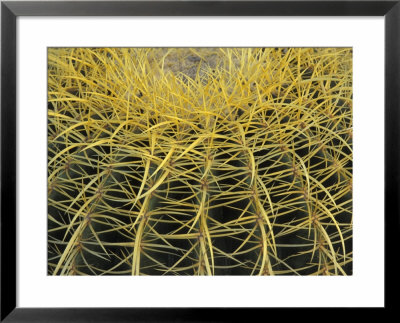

left=1, top=0, right=397, bottom=321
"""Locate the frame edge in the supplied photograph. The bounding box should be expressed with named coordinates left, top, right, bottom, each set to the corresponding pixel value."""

left=384, top=0, right=400, bottom=312
left=1, top=2, right=17, bottom=322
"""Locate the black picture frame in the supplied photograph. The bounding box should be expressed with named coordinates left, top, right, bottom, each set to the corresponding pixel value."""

left=1, top=0, right=398, bottom=321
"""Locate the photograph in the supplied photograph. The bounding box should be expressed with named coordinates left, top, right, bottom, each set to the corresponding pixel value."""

left=47, top=47, right=353, bottom=276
